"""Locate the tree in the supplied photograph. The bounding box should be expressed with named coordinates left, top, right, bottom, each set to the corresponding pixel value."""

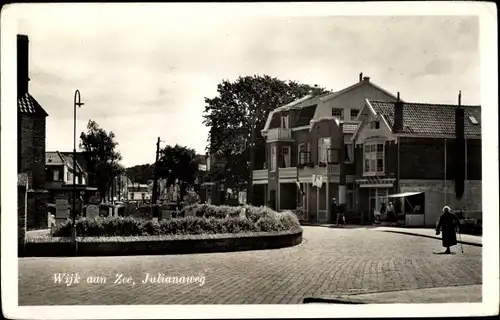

left=202, top=75, right=329, bottom=201
left=126, top=164, right=154, bottom=184
left=79, top=120, right=124, bottom=202
left=156, top=144, right=199, bottom=201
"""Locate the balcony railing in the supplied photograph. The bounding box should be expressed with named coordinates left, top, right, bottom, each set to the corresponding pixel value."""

left=278, top=167, right=297, bottom=179
left=327, top=164, right=340, bottom=175
left=252, top=169, right=268, bottom=180
left=267, top=128, right=292, bottom=141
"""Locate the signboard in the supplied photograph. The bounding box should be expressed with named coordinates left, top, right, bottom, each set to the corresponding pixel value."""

left=86, top=204, right=99, bottom=219
left=55, top=198, right=69, bottom=219
left=238, top=191, right=247, bottom=205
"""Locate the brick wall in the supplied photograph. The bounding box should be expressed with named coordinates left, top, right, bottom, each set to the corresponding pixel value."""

left=18, top=186, right=27, bottom=255
left=27, top=191, right=48, bottom=230
left=19, top=115, right=34, bottom=186
left=32, top=116, right=46, bottom=190
left=398, top=137, right=481, bottom=181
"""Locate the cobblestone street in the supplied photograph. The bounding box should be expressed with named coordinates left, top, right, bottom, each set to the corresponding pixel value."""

left=18, top=226, right=482, bottom=305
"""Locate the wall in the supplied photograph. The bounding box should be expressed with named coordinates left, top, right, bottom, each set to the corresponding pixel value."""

left=400, top=179, right=482, bottom=226
left=315, top=81, right=397, bottom=119
left=19, top=114, right=34, bottom=186
left=32, top=116, right=47, bottom=190
left=399, top=137, right=482, bottom=181
left=18, top=186, right=27, bottom=255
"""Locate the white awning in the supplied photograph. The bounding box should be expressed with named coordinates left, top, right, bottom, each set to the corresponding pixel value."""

left=387, top=191, right=424, bottom=198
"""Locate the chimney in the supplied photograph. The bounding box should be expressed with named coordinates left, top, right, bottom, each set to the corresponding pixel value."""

left=362, top=76, right=370, bottom=82
left=359, top=73, right=363, bottom=82
left=17, top=34, right=30, bottom=96
left=455, top=94, right=465, bottom=199
left=455, top=103, right=465, bottom=139
left=393, top=92, right=403, bottom=132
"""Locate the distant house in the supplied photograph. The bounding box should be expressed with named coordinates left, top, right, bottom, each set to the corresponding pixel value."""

left=17, top=34, right=50, bottom=230
left=128, top=183, right=151, bottom=202
left=45, top=151, right=97, bottom=203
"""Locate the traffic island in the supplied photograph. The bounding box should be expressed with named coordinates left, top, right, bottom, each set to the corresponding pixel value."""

left=21, top=204, right=303, bottom=257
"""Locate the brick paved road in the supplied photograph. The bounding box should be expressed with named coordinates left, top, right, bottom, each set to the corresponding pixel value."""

left=18, top=226, right=482, bottom=305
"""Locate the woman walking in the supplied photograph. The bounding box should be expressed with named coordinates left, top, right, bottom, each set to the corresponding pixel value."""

left=435, top=206, right=461, bottom=254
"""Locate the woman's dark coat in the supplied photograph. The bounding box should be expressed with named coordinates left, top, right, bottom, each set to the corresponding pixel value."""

left=436, top=212, right=461, bottom=247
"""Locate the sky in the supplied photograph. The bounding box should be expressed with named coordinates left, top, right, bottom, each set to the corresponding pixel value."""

left=13, top=4, right=480, bottom=168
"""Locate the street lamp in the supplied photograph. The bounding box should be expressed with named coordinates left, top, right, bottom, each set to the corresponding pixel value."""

left=72, top=90, right=84, bottom=253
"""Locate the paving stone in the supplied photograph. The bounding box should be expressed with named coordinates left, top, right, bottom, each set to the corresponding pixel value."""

left=19, top=226, right=482, bottom=305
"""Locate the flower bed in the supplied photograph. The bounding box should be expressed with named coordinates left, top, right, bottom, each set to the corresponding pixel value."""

left=21, top=204, right=303, bottom=257
left=51, top=204, right=301, bottom=237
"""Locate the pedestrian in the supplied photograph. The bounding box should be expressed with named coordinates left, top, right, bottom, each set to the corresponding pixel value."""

left=380, top=202, right=387, bottom=224
left=387, top=202, right=396, bottom=226
left=336, top=204, right=347, bottom=228
left=330, top=197, right=338, bottom=224
left=435, top=206, right=461, bottom=254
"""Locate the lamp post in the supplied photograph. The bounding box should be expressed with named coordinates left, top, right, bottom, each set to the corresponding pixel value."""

left=72, top=90, right=84, bottom=253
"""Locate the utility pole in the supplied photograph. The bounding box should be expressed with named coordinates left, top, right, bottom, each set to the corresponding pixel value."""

left=72, top=90, right=83, bottom=255
left=152, top=137, right=161, bottom=214
left=247, top=103, right=261, bottom=206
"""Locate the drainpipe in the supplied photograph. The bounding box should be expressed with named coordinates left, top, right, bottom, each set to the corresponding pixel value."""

left=338, top=123, right=346, bottom=207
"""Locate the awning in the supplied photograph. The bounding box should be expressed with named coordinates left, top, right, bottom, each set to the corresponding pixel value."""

left=387, top=191, right=423, bottom=198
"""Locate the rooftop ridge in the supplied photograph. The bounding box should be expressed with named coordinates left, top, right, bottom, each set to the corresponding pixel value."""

left=369, top=99, right=481, bottom=108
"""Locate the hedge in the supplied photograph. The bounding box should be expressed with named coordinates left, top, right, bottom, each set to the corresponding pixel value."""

left=52, top=205, right=301, bottom=237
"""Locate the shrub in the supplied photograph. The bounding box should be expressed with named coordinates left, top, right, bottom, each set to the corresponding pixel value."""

left=182, top=204, right=242, bottom=219
left=51, top=205, right=301, bottom=237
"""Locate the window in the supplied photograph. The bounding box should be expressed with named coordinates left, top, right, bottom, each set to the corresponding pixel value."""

left=67, top=172, right=71, bottom=182
left=281, top=116, right=289, bottom=129
left=350, top=109, right=359, bottom=119
left=318, top=137, right=331, bottom=164
left=370, top=121, right=380, bottom=129
left=332, top=108, right=343, bottom=118
left=270, top=145, right=277, bottom=172
left=53, top=170, right=59, bottom=182
left=364, top=143, right=385, bottom=174
left=345, top=143, right=354, bottom=163
left=298, top=143, right=305, bottom=163
left=281, top=146, right=291, bottom=167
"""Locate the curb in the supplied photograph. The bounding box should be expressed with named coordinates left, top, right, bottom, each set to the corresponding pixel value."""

left=383, top=230, right=482, bottom=247
left=21, top=230, right=303, bottom=257
left=303, top=297, right=365, bottom=304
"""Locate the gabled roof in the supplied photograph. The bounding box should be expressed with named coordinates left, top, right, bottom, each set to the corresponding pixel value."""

left=18, top=92, right=48, bottom=117
left=320, top=79, right=398, bottom=102
left=46, top=151, right=84, bottom=173
left=263, top=93, right=329, bottom=132
left=368, top=100, right=481, bottom=137
left=60, top=152, right=88, bottom=172
left=46, top=151, right=65, bottom=165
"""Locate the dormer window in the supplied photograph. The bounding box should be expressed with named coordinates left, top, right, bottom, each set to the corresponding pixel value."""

left=469, top=115, right=479, bottom=125
left=332, top=108, right=343, bottom=118
left=350, top=109, right=359, bottom=119
left=281, top=115, right=289, bottom=129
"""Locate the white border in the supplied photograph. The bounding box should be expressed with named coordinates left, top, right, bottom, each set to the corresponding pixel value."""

left=1, top=2, right=498, bottom=319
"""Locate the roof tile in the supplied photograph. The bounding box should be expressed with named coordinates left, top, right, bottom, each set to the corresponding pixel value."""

left=369, top=100, right=481, bottom=137
left=18, top=93, right=48, bottom=116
